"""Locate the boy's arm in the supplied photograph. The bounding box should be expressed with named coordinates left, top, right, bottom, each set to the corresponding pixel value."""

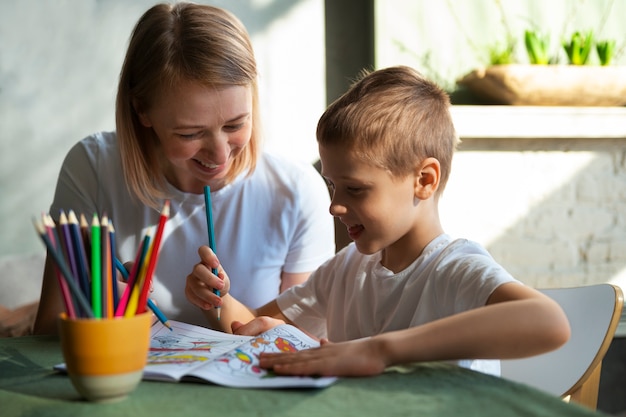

left=259, top=283, right=571, bottom=376
left=203, top=296, right=290, bottom=334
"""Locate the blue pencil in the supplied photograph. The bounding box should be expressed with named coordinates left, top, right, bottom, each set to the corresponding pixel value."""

left=114, top=258, right=172, bottom=330
left=203, top=186, right=221, bottom=320
left=67, top=210, right=91, bottom=302
left=59, top=210, right=82, bottom=315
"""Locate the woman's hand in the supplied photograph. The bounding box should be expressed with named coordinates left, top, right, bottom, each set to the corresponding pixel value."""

left=185, top=245, right=229, bottom=311
left=259, top=337, right=388, bottom=377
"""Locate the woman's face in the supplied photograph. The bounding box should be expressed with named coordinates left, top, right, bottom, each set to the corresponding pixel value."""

left=137, top=81, right=253, bottom=193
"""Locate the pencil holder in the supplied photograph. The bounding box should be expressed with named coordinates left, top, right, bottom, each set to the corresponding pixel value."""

left=58, top=312, right=152, bottom=403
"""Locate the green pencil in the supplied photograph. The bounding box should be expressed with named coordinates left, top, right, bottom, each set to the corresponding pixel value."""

left=91, top=213, right=102, bottom=319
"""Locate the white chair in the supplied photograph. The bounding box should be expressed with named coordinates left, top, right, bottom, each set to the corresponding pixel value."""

left=500, top=283, right=623, bottom=410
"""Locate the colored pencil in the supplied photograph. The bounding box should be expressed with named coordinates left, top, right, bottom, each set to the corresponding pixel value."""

left=90, top=213, right=102, bottom=318
left=114, top=258, right=172, bottom=330
left=109, top=221, right=120, bottom=311
left=42, top=213, right=76, bottom=318
left=79, top=213, right=91, bottom=256
left=33, top=218, right=94, bottom=318
left=101, top=214, right=113, bottom=318
left=58, top=211, right=78, bottom=279
left=58, top=210, right=83, bottom=316
left=136, top=200, right=170, bottom=314
left=68, top=210, right=91, bottom=301
left=115, top=234, right=150, bottom=317
left=203, top=186, right=221, bottom=320
left=125, top=238, right=152, bottom=317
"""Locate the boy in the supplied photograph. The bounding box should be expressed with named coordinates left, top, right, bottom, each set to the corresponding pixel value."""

left=185, top=66, right=570, bottom=377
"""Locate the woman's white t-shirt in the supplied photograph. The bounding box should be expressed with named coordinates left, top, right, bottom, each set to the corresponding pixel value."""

left=50, top=131, right=335, bottom=326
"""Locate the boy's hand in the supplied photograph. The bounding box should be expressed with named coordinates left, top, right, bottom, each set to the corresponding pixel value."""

left=185, top=245, right=229, bottom=311
left=231, top=316, right=285, bottom=336
left=259, top=337, right=387, bottom=377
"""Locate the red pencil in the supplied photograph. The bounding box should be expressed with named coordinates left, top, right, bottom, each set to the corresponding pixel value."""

left=136, top=200, right=169, bottom=314
left=114, top=234, right=150, bottom=317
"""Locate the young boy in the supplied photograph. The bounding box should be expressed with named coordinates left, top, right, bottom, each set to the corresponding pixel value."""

left=185, top=66, right=570, bottom=377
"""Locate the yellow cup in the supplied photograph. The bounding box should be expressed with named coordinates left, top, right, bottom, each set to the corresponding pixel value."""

left=58, top=312, right=152, bottom=403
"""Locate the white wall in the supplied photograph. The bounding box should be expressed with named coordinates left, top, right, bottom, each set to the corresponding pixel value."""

left=376, top=0, right=626, bottom=290
left=0, top=0, right=325, bottom=258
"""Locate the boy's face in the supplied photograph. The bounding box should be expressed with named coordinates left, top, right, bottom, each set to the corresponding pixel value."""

left=319, top=143, right=419, bottom=257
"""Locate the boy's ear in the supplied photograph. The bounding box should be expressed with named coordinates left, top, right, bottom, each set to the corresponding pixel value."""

left=414, top=157, right=440, bottom=200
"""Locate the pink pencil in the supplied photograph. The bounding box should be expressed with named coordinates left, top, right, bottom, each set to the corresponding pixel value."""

left=136, top=200, right=169, bottom=314
left=114, top=234, right=150, bottom=317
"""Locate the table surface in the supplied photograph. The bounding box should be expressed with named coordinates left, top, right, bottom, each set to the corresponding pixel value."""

left=1, top=335, right=605, bottom=417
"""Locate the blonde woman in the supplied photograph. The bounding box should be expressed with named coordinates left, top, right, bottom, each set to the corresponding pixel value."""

left=34, top=2, right=334, bottom=334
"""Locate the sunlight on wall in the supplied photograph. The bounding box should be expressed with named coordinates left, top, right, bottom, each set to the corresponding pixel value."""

left=610, top=266, right=626, bottom=292
left=440, top=151, right=596, bottom=246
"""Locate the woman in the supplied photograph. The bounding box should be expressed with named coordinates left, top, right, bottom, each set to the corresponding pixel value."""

left=33, top=2, right=334, bottom=334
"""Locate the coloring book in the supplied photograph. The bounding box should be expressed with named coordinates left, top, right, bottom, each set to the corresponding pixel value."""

left=144, top=320, right=337, bottom=388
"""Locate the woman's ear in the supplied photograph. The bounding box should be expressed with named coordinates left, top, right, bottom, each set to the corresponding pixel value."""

left=414, top=157, right=440, bottom=200
left=133, top=99, right=152, bottom=128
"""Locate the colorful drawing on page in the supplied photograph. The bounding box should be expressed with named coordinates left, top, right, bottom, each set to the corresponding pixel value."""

left=148, top=322, right=247, bottom=368
left=206, top=326, right=311, bottom=380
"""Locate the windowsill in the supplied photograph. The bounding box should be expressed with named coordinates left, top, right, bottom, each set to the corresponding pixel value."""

left=450, top=105, right=626, bottom=139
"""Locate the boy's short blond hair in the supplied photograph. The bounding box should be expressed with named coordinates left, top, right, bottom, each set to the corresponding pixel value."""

left=317, top=66, right=458, bottom=195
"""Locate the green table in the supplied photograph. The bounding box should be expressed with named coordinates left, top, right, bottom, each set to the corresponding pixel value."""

left=1, top=336, right=604, bottom=417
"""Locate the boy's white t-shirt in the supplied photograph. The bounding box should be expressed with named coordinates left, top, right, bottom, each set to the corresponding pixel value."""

left=277, top=234, right=521, bottom=375
left=50, top=131, right=335, bottom=326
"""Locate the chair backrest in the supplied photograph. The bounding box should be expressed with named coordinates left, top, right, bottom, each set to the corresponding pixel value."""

left=500, top=283, right=623, bottom=410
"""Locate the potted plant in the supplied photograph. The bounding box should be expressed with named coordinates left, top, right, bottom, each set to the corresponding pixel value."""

left=457, top=29, right=626, bottom=106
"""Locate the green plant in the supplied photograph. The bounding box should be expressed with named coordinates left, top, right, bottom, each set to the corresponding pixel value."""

left=524, top=30, right=550, bottom=64
left=488, top=37, right=516, bottom=65
left=596, top=39, right=616, bottom=65
left=563, top=31, right=594, bottom=65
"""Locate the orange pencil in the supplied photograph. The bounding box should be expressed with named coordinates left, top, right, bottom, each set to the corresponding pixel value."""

left=136, top=200, right=169, bottom=314
left=100, top=214, right=111, bottom=318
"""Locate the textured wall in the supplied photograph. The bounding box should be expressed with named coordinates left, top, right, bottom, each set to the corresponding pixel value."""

left=0, top=0, right=325, bottom=259
left=441, top=141, right=626, bottom=290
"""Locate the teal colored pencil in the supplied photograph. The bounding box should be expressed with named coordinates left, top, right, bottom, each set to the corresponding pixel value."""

left=90, top=213, right=102, bottom=319
left=114, top=257, right=172, bottom=330
left=203, top=186, right=221, bottom=320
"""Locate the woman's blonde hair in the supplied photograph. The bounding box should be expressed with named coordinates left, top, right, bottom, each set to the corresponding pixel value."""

left=116, top=2, right=260, bottom=208
left=316, top=65, right=458, bottom=195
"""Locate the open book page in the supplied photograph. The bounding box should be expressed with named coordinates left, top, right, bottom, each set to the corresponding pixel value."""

left=145, top=320, right=252, bottom=382
left=145, top=320, right=337, bottom=388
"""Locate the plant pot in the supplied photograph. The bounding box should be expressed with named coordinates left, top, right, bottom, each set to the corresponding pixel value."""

left=457, top=64, right=626, bottom=106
